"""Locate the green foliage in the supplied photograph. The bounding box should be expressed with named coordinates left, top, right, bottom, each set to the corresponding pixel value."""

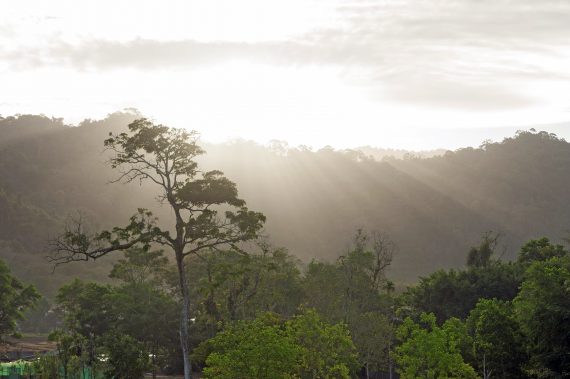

left=286, top=309, right=359, bottom=379
left=106, top=282, right=179, bottom=365
left=109, top=245, right=169, bottom=286
left=6, top=112, right=570, bottom=377
left=56, top=279, right=114, bottom=339
left=50, top=117, right=267, bottom=378
left=350, top=312, right=393, bottom=376
left=517, top=237, right=568, bottom=265
left=107, top=247, right=180, bottom=368
left=202, top=314, right=299, bottom=379
left=466, top=299, right=527, bottom=378
left=48, top=329, right=87, bottom=379
left=302, top=230, right=395, bottom=377
left=403, top=261, right=522, bottom=322
left=103, top=333, right=150, bottom=379
left=202, top=310, right=358, bottom=379
left=301, top=260, right=346, bottom=321
left=4, top=114, right=570, bottom=295
left=91, top=118, right=266, bottom=257
left=395, top=313, right=478, bottom=379
left=54, top=248, right=180, bottom=376
left=514, top=256, right=570, bottom=376
left=0, top=258, right=40, bottom=341
left=303, top=230, right=394, bottom=324
left=187, top=244, right=303, bottom=326
left=466, top=232, right=499, bottom=268
left=32, top=354, right=60, bottom=379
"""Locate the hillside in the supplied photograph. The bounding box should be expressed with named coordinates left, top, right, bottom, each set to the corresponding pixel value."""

left=1, top=112, right=569, bottom=295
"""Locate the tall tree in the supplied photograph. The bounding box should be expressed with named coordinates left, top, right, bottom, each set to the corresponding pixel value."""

left=50, top=118, right=265, bottom=378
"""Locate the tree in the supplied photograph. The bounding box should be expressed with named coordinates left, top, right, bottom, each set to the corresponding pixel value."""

left=303, top=230, right=395, bottom=325
left=186, top=243, right=303, bottom=329
left=517, top=237, right=567, bottom=265
left=47, top=330, right=85, bottom=379
left=336, top=230, right=394, bottom=324
left=109, top=245, right=169, bottom=287
left=302, top=231, right=395, bottom=378
left=202, top=309, right=359, bottom=379
left=395, top=313, right=478, bottom=379
left=32, top=354, right=61, bottom=379
left=514, top=256, right=570, bottom=376
left=348, top=229, right=395, bottom=291
left=108, top=256, right=180, bottom=377
left=0, top=258, right=40, bottom=342
left=55, top=279, right=114, bottom=371
left=201, top=309, right=359, bottom=379
left=466, top=299, right=527, bottom=379
left=403, top=259, right=522, bottom=322
left=286, top=309, right=359, bottom=379
left=50, top=118, right=266, bottom=378
left=466, top=232, right=500, bottom=269
left=54, top=249, right=180, bottom=378
left=103, top=333, right=150, bottom=379
left=302, top=260, right=346, bottom=322
left=350, top=311, right=393, bottom=379
left=202, top=314, right=299, bottom=379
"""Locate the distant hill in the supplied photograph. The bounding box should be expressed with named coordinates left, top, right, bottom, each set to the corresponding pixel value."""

left=354, top=146, right=447, bottom=160
left=1, top=112, right=569, bottom=295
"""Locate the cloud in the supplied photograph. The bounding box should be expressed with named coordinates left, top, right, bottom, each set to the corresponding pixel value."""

left=379, top=79, right=536, bottom=110
left=2, top=0, right=570, bottom=111
left=0, top=39, right=305, bottom=70
left=314, top=0, right=570, bottom=109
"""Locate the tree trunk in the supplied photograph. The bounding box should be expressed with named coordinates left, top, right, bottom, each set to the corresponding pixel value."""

left=152, top=342, right=157, bottom=379
left=389, top=346, right=393, bottom=379
left=177, top=253, right=192, bottom=379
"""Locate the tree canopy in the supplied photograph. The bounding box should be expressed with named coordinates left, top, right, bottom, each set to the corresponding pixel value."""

left=0, top=258, right=40, bottom=342
left=395, top=313, right=478, bottom=379
left=50, top=118, right=265, bottom=379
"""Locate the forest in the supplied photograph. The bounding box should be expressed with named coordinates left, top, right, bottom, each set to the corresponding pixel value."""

left=2, top=113, right=570, bottom=378
left=2, top=112, right=570, bottom=292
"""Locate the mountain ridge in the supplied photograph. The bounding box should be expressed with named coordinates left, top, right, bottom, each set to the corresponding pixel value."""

left=1, top=112, right=569, bottom=295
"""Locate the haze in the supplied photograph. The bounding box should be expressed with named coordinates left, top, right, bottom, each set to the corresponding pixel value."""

left=1, top=0, right=570, bottom=149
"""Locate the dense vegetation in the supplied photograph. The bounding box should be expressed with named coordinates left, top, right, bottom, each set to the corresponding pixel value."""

left=1, top=112, right=570, bottom=295
left=2, top=113, right=570, bottom=377
left=3, top=234, right=569, bottom=377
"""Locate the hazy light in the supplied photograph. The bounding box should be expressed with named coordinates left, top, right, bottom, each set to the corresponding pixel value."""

left=2, top=0, right=570, bottom=150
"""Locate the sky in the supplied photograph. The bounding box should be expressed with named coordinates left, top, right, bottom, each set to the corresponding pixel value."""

left=1, top=0, right=570, bottom=150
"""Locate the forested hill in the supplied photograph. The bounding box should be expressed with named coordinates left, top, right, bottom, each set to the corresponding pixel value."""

left=1, top=112, right=569, bottom=294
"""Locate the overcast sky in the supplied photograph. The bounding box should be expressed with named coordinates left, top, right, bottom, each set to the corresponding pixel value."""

left=2, top=0, right=570, bottom=149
